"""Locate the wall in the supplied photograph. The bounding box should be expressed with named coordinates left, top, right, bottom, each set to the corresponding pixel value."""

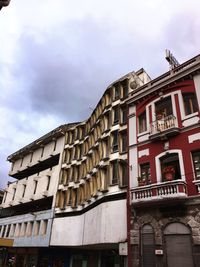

left=51, top=199, right=127, bottom=246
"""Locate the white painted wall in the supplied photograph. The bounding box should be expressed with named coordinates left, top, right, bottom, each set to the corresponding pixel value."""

left=11, top=137, right=64, bottom=174
left=0, top=210, right=53, bottom=247
left=50, top=199, right=127, bottom=246
left=194, top=74, right=200, bottom=108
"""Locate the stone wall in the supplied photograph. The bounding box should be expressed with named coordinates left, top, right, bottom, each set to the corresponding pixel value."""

left=130, top=197, right=200, bottom=267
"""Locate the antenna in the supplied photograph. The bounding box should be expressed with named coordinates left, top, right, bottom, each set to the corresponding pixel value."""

left=165, top=49, right=180, bottom=70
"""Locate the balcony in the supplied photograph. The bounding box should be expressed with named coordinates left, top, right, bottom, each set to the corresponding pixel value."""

left=131, top=180, right=187, bottom=205
left=149, top=115, right=180, bottom=140
left=193, top=179, right=200, bottom=193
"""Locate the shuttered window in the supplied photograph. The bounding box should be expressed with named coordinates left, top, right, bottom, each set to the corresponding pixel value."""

left=141, top=224, right=156, bottom=267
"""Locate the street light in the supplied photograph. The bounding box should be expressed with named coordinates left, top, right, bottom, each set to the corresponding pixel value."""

left=0, top=0, right=11, bottom=10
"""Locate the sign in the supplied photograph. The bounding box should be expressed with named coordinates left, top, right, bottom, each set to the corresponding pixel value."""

left=119, top=242, right=128, bottom=256
left=0, top=238, right=14, bottom=247
left=155, top=249, right=163, bottom=255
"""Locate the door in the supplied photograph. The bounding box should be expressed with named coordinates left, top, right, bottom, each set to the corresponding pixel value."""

left=164, top=223, right=194, bottom=267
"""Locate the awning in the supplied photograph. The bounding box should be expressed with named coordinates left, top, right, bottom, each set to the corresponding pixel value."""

left=0, top=238, right=14, bottom=247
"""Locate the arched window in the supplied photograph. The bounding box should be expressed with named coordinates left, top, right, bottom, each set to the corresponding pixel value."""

left=141, top=224, right=155, bottom=267
left=160, top=153, right=181, bottom=181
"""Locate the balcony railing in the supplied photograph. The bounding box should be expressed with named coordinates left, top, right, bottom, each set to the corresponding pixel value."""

left=131, top=180, right=187, bottom=204
left=150, top=115, right=180, bottom=139
left=193, top=180, right=200, bottom=193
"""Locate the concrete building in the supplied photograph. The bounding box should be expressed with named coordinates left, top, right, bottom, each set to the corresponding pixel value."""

left=128, top=54, right=200, bottom=267
left=0, top=123, right=77, bottom=266
left=0, top=70, right=150, bottom=267
left=0, top=190, right=3, bottom=204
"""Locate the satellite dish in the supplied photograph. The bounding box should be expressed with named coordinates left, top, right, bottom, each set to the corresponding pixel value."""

left=130, top=81, right=138, bottom=90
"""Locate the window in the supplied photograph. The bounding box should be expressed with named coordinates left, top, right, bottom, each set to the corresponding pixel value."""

left=160, top=153, right=181, bottom=181
left=140, top=163, right=151, bottom=184
left=22, top=185, right=26, bottom=198
left=20, top=157, right=24, bottom=167
left=46, top=176, right=51, bottom=190
left=121, top=106, right=127, bottom=124
left=183, top=93, right=198, bottom=115
left=111, top=160, right=119, bottom=184
left=53, top=139, right=57, bottom=151
left=112, top=131, right=118, bottom=152
left=138, top=112, right=147, bottom=133
left=113, top=106, right=119, bottom=124
left=41, top=146, right=45, bottom=158
left=120, top=160, right=128, bottom=187
left=122, top=80, right=128, bottom=98
left=155, top=96, right=173, bottom=118
left=120, top=131, right=127, bottom=153
left=12, top=188, right=16, bottom=201
left=114, top=84, right=120, bottom=100
left=3, top=191, right=7, bottom=203
left=192, top=150, right=200, bottom=179
left=33, top=180, right=38, bottom=194
left=30, top=152, right=33, bottom=163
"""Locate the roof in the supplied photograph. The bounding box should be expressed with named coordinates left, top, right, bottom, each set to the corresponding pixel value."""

left=127, top=54, right=200, bottom=104
left=7, top=123, right=79, bottom=162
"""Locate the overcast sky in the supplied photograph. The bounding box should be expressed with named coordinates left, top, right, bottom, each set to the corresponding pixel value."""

left=0, top=0, right=200, bottom=188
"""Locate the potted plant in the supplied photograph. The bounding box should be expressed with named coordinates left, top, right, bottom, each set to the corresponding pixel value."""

left=137, top=177, right=146, bottom=186
left=162, top=165, right=175, bottom=181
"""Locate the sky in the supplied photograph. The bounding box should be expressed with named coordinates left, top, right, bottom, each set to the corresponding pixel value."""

left=0, top=0, right=200, bottom=188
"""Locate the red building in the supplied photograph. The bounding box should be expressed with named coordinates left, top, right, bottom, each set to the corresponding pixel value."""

left=128, top=55, right=200, bottom=267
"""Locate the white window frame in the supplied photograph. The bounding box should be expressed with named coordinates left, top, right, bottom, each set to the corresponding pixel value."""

left=155, top=149, right=185, bottom=183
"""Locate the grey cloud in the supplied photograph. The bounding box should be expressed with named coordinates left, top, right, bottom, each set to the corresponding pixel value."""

left=13, top=17, right=157, bottom=122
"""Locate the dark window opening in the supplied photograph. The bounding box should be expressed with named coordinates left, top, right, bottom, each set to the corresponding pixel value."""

left=192, top=150, right=200, bottom=179
left=183, top=93, right=198, bottom=115
left=155, top=96, right=173, bottom=118
left=140, top=163, right=151, bottom=184
left=113, top=106, right=119, bottom=124
left=112, top=131, right=118, bottom=152
left=160, top=153, right=181, bottom=181
left=138, top=112, right=147, bottom=133
left=112, top=160, right=119, bottom=184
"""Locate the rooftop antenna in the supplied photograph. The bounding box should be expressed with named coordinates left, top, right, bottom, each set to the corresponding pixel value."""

left=165, top=49, right=180, bottom=70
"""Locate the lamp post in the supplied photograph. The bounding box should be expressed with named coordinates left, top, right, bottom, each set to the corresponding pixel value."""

left=0, top=0, right=11, bottom=10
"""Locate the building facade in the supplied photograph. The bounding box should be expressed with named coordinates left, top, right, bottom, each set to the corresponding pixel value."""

left=128, top=55, right=200, bottom=267
left=50, top=70, right=150, bottom=267
left=0, top=70, right=150, bottom=267
left=0, top=124, right=77, bottom=266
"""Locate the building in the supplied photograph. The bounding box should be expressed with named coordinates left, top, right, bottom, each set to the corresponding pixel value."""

left=0, top=123, right=77, bottom=266
left=50, top=69, right=150, bottom=267
left=0, top=190, right=3, bottom=204
left=128, top=54, right=200, bottom=267
left=0, top=0, right=10, bottom=10
left=0, top=70, right=150, bottom=267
